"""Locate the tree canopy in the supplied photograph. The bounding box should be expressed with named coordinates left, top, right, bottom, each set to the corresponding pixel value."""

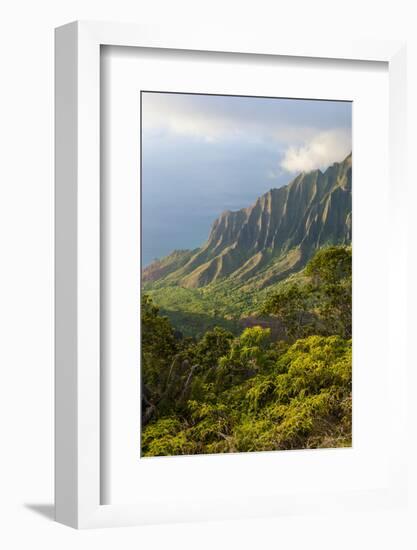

left=141, top=246, right=352, bottom=456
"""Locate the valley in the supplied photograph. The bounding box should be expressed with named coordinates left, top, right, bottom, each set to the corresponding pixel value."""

left=143, top=153, right=352, bottom=337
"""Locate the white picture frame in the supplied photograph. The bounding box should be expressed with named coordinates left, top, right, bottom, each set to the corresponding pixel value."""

left=55, top=21, right=407, bottom=529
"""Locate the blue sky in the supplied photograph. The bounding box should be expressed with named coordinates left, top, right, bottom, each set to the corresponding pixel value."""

left=141, top=92, right=352, bottom=266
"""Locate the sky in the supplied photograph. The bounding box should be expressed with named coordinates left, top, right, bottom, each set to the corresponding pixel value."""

left=141, top=92, right=352, bottom=266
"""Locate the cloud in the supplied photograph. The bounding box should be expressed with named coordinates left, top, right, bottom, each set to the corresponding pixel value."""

left=142, top=93, right=235, bottom=141
left=280, top=129, right=351, bottom=173
left=142, top=92, right=352, bottom=146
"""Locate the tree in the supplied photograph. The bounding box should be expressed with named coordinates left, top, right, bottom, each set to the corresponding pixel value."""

left=141, top=294, right=178, bottom=423
left=261, top=246, right=352, bottom=340
left=305, top=246, right=352, bottom=338
left=261, top=284, right=311, bottom=340
left=215, top=326, right=272, bottom=389
left=305, top=246, right=351, bottom=285
left=193, top=327, right=234, bottom=371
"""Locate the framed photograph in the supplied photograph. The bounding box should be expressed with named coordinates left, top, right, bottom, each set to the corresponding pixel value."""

left=55, top=21, right=407, bottom=528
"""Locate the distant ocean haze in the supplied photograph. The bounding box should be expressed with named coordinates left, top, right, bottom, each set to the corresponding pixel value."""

left=141, top=135, right=291, bottom=266
left=141, top=93, right=352, bottom=267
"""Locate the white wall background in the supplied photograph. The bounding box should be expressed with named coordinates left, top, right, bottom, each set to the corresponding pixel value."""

left=0, top=0, right=416, bottom=548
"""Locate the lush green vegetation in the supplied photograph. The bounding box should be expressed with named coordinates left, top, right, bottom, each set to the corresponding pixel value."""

left=143, top=259, right=312, bottom=338
left=141, top=246, right=352, bottom=456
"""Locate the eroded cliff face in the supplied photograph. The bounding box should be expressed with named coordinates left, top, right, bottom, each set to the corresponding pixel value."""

left=143, top=153, right=352, bottom=289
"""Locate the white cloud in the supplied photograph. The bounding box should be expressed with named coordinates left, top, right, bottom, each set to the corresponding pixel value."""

left=280, top=129, right=351, bottom=173
left=141, top=93, right=350, bottom=147
left=142, top=93, right=232, bottom=140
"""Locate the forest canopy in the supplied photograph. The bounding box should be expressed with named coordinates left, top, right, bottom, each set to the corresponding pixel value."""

left=141, top=245, right=352, bottom=456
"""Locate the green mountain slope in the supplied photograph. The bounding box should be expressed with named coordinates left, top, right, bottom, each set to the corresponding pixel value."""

left=143, top=154, right=352, bottom=336
left=144, top=153, right=352, bottom=290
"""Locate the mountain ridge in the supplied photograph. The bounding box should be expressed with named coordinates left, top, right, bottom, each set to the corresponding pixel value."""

left=143, top=153, right=352, bottom=289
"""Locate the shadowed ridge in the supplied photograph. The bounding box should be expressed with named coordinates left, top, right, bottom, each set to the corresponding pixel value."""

left=143, top=154, right=352, bottom=288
